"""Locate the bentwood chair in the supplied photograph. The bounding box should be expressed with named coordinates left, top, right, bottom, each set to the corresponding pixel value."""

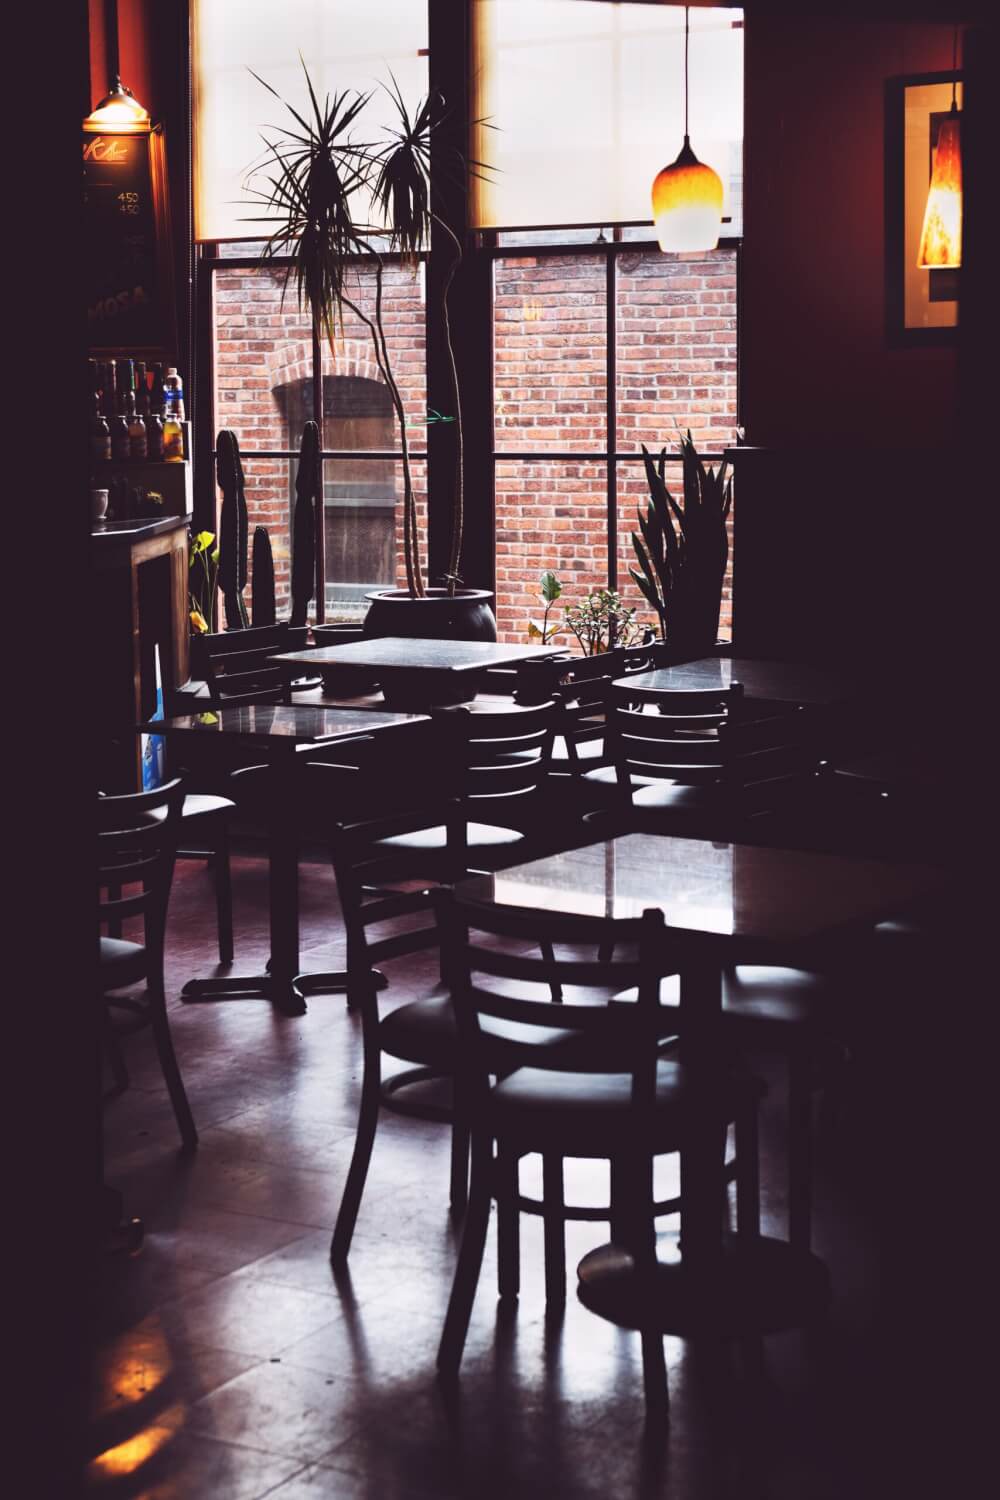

left=309, top=708, right=557, bottom=1265
left=369, top=698, right=560, bottom=878
left=434, top=895, right=765, bottom=1398
left=160, top=626, right=311, bottom=966
left=98, top=777, right=197, bottom=1150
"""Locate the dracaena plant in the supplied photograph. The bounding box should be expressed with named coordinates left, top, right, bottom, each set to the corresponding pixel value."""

left=243, top=61, right=490, bottom=600
left=629, top=431, right=732, bottom=653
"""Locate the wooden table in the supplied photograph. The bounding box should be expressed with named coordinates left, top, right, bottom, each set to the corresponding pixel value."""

left=144, top=704, right=429, bottom=1015
left=454, top=833, right=945, bottom=1334
left=272, top=637, right=564, bottom=708
left=614, top=655, right=868, bottom=709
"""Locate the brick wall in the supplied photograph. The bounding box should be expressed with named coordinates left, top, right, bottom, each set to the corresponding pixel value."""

left=213, top=264, right=426, bottom=621
left=212, top=249, right=737, bottom=638
left=493, top=249, right=738, bottom=644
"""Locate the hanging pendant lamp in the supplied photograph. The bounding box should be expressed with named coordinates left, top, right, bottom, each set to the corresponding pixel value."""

left=916, top=29, right=962, bottom=269
left=651, top=7, right=723, bottom=253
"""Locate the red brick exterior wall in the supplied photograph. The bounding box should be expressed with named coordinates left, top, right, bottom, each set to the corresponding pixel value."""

left=212, top=249, right=737, bottom=638
left=493, top=250, right=738, bottom=644
left=213, top=264, right=426, bottom=620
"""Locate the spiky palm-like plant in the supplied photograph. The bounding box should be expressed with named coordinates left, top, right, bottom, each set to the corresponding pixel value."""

left=629, top=431, right=732, bottom=654
left=244, top=63, right=486, bottom=600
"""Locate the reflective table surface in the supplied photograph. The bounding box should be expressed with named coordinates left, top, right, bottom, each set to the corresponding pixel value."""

left=457, top=833, right=942, bottom=960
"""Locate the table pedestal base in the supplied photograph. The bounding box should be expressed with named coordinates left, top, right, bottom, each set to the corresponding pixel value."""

left=181, top=969, right=386, bottom=1017
left=577, top=1233, right=830, bottom=1338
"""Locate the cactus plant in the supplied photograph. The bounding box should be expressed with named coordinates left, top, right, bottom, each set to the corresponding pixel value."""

left=629, top=431, right=732, bottom=654
left=251, top=526, right=276, bottom=626
left=290, top=421, right=319, bottom=628
left=217, top=429, right=250, bottom=629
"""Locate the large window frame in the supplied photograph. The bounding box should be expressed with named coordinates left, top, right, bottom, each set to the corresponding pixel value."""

left=480, top=227, right=741, bottom=615
left=190, top=1, right=743, bottom=628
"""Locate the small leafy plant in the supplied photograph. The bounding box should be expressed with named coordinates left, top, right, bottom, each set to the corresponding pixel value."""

left=527, top=570, right=564, bottom=644
left=529, top=572, right=647, bottom=654
left=565, top=589, right=644, bottom=656
left=189, top=529, right=220, bottom=635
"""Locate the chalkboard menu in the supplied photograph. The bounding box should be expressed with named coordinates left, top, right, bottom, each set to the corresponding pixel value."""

left=83, top=124, right=176, bottom=356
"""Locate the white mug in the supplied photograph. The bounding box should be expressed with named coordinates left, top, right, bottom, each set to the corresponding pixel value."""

left=91, top=488, right=109, bottom=522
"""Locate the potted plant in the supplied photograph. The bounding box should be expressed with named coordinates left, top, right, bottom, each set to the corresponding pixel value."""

left=628, top=431, right=732, bottom=659
left=528, top=571, right=648, bottom=654
left=245, top=64, right=494, bottom=640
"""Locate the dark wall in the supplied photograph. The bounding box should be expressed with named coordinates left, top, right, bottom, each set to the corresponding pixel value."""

left=733, top=14, right=980, bottom=668
left=742, top=15, right=959, bottom=448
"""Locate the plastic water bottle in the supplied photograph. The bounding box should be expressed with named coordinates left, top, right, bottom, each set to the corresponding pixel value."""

left=162, top=367, right=185, bottom=421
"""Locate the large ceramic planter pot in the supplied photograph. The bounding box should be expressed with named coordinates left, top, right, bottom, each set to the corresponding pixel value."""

left=362, top=588, right=498, bottom=643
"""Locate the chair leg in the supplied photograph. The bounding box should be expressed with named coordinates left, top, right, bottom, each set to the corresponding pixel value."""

left=496, top=1145, right=521, bottom=1300
left=735, top=1104, right=761, bottom=1239
left=788, top=1058, right=813, bottom=1250
left=641, top=1330, right=670, bottom=1422
left=147, top=988, right=197, bottom=1151
left=213, top=817, right=234, bottom=966
left=330, top=1043, right=382, bottom=1267
left=542, top=1153, right=566, bottom=1307
left=438, top=1129, right=493, bottom=1380
left=449, top=1114, right=470, bottom=1214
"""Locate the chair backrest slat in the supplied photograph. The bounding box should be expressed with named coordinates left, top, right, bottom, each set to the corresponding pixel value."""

left=437, top=892, right=672, bottom=1076
left=97, top=779, right=185, bottom=953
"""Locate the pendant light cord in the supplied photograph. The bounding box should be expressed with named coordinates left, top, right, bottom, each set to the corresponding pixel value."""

left=951, top=24, right=958, bottom=112
left=684, top=6, right=690, bottom=140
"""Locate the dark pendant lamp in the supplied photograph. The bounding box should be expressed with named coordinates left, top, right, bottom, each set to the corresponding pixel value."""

left=84, top=0, right=150, bottom=133
left=651, top=6, right=723, bottom=253
left=916, top=28, right=962, bottom=269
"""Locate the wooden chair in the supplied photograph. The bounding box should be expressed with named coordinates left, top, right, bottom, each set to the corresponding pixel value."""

left=160, top=625, right=311, bottom=965
left=98, top=777, right=197, bottom=1150
left=434, top=896, right=765, bottom=1391
left=302, top=716, right=563, bottom=1266
left=369, top=698, right=560, bottom=878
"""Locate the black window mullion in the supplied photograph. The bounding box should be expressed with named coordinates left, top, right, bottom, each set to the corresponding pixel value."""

left=606, top=248, right=618, bottom=598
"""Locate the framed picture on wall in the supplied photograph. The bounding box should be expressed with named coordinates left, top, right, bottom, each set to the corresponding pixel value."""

left=885, top=71, right=962, bottom=347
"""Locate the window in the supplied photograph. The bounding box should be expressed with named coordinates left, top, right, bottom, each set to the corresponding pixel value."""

left=490, top=245, right=738, bottom=644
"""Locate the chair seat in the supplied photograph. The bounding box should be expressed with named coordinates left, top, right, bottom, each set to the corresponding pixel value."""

left=630, top=782, right=723, bottom=814
left=379, top=991, right=594, bottom=1072
left=99, top=936, right=148, bottom=990
left=490, top=1059, right=761, bottom=1155
left=374, top=823, right=526, bottom=855
left=140, top=792, right=236, bottom=824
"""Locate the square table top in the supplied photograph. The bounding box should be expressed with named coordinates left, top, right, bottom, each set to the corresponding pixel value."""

left=142, top=703, right=426, bottom=746
left=272, top=637, right=564, bottom=676
left=455, top=833, right=944, bottom=959
left=613, top=656, right=868, bottom=707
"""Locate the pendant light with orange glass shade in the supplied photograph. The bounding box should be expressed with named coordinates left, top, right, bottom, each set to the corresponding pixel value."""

left=651, top=7, right=724, bottom=253
left=916, top=27, right=962, bottom=270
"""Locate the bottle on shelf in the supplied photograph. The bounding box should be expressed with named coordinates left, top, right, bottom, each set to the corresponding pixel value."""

left=146, top=409, right=164, bottom=460
left=162, top=367, right=185, bottom=422
left=134, top=361, right=148, bottom=418
left=91, top=389, right=111, bottom=463
left=110, top=402, right=130, bottom=463
left=115, top=358, right=135, bottom=415
left=126, top=391, right=147, bottom=460
left=162, top=410, right=184, bottom=462
left=149, top=363, right=164, bottom=416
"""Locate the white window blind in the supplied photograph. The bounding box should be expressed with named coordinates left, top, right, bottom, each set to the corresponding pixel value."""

left=193, top=0, right=429, bottom=242
left=472, top=1, right=744, bottom=233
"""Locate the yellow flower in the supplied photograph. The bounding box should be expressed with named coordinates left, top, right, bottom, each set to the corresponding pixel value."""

left=190, top=608, right=209, bottom=634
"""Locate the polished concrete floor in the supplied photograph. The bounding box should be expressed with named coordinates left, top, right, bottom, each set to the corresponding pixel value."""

left=88, top=849, right=900, bottom=1499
